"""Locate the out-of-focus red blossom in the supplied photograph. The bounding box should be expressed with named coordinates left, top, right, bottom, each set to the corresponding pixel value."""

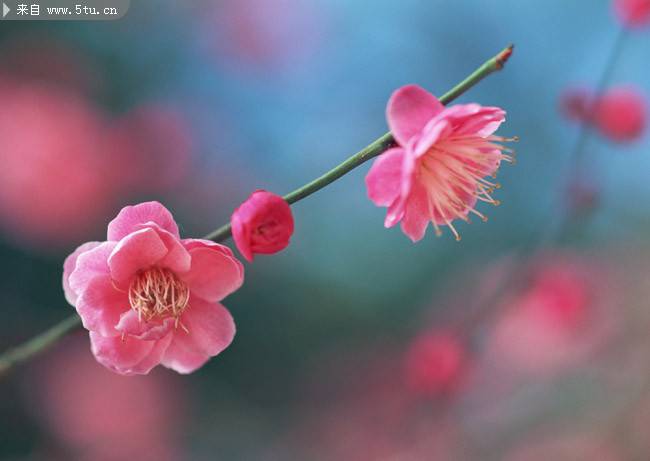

left=504, top=434, right=622, bottom=461
left=0, top=82, right=120, bottom=249
left=231, top=190, right=294, bottom=262
left=204, top=0, right=325, bottom=72
left=110, top=104, right=194, bottom=193
left=31, top=336, right=185, bottom=461
left=405, top=332, right=466, bottom=397
left=271, top=345, right=457, bottom=461
left=559, top=86, right=593, bottom=123
left=487, top=254, right=618, bottom=375
left=613, top=0, right=650, bottom=27
left=595, top=86, right=647, bottom=142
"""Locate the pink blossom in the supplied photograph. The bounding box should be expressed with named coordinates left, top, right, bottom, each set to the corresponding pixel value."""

left=32, top=336, right=185, bottom=461
left=594, top=86, right=647, bottom=142
left=231, top=190, right=294, bottom=262
left=487, top=254, right=617, bottom=375
left=0, top=82, right=120, bottom=249
left=613, top=0, right=650, bottom=27
left=366, top=84, right=514, bottom=242
left=63, top=201, right=244, bottom=375
left=404, top=332, right=466, bottom=397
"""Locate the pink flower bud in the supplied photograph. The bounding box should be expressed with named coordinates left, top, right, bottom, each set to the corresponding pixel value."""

left=231, top=190, right=295, bottom=262
left=613, top=0, right=650, bottom=27
left=595, top=86, right=647, bottom=143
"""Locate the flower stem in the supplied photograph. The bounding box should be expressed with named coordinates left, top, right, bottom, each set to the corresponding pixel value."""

left=204, top=44, right=514, bottom=242
left=0, top=44, right=514, bottom=377
left=0, top=314, right=81, bottom=377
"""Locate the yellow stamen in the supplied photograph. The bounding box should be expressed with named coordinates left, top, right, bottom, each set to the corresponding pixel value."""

left=128, top=267, right=190, bottom=327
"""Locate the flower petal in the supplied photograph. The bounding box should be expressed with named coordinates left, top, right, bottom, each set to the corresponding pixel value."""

left=76, top=276, right=129, bottom=337
left=365, top=147, right=405, bottom=207
left=115, top=310, right=175, bottom=340
left=181, top=241, right=244, bottom=303
left=432, top=104, right=506, bottom=138
left=62, top=241, right=101, bottom=306
left=387, top=84, right=444, bottom=145
left=400, top=179, right=431, bottom=242
left=90, top=331, right=171, bottom=376
left=107, top=228, right=168, bottom=283
left=68, top=241, right=117, bottom=296
left=161, top=299, right=235, bottom=374
left=107, top=201, right=180, bottom=242
left=148, top=225, right=191, bottom=274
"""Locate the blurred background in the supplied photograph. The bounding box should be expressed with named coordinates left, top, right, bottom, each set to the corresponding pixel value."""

left=1, top=0, right=649, bottom=459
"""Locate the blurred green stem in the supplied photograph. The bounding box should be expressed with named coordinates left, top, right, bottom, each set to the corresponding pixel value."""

left=0, top=315, right=81, bottom=376
left=0, top=44, right=514, bottom=378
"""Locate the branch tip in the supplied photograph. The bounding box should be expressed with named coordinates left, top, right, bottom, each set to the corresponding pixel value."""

left=495, top=44, right=514, bottom=69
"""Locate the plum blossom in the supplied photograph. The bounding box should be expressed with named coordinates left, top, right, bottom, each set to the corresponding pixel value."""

left=366, top=84, right=515, bottom=242
left=404, top=331, right=466, bottom=397
left=231, top=190, right=294, bottom=262
left=594, top=86, right=647, bottom=142
left=0, top=82, right=119, bottom=249
left=487, top=254, right=617, bottom=376
left=613, top=0, right=650, bottom=27
left=63, top=201, right=244, bottom=375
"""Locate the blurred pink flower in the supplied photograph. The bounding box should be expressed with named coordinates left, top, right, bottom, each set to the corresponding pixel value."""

left=366, top=84, right=514, bottom=242
left=404, top=332, right=466, bottom=397
left=32, top=336, right=185, bottom=461
left=0, top=82, right=120, bottom=249
left=110, top=104, right=194, bottom=193
left=595, top=86, right=647, bottom=142
left=231, top=190, right=294, bottom=262
left=613, top=0, right=650, bottom=27
left=63, top=201, right=244, bottom=375
left=559, top=86, right=593, bottom=123
left=278, top=344, right=458, bottom=461
left=487, top=254, right=617, bottom=375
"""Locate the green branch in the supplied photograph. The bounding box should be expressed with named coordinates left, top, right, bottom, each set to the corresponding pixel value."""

left=0, top=44, right=514, bottom=378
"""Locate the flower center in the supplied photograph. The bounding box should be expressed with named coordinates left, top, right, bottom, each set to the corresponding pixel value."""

left=128, top=267, right=190, bottom=323
left=418, top=134, right=517, bottom=241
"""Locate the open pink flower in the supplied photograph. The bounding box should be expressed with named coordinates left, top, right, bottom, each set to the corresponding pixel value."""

left=613, top=0, right=650, bottom=27
left=63, top=201, right=244, bottom=375
left=231, top=190, right=294, bottom=262
left=594, top=86, right=647, bottom=142
left=366, top=84, right=514, bottom=242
